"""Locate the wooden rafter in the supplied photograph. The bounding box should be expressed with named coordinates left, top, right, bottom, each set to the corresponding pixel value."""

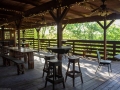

left=97, top=21, right=104, bottom=29
left=13, top=0, right=42, bottom=6
left=49, top=10, right=57, bottom=22
left=60, top=7, right=70, bottom=22
left=0, top=10, right=20, bottom=16
left=0, top=3, right=24, bottom=12
left=106, top=20, right=115, bottom=29
left=25, top=0, right=84, bottom=17
left=0, top=0, right=120, bottom=29
left=69, top=9, right=85, bottom=17
left=62, top=13, right=120, bottom=24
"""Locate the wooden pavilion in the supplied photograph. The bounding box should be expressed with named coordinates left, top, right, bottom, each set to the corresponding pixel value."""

left=1, top=1, right=120, bottom=90
left=0, top=0, right=120, bottom=59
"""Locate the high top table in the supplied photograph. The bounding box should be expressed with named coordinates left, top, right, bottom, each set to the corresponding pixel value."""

left=47, top=46, right=72, bottom=60
left=47, top=46, right=71, bottom=53
left=47, top=46, right=72, bottom=75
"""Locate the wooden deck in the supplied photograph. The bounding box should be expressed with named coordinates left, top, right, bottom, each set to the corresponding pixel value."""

left=0, top=55, right=120, bottom=90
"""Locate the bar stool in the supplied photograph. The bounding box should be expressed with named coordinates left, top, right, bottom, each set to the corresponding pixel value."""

left=65, top=56, right=83, bottom=87
left=42, top=54, right=55, bottom=77
left=45, top=60, right=65, bottom=90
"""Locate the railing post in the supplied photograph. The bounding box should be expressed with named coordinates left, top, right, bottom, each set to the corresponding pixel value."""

left=48, top=39, right=50, bottom=47
left=72, top=41, right=75, bottom=54
left=33, top=39, right=34, bottom=49
left=113, top=43, right=116, bottom=58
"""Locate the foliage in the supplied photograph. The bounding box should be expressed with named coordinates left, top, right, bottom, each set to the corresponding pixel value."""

left=32, top=20, right=120, bottom=40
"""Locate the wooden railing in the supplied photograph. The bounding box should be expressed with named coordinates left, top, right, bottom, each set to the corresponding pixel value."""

left=20, top=38, right=120, bottom=60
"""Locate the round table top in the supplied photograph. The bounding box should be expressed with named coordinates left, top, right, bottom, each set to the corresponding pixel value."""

left=47, top=46, right=72, bottom=54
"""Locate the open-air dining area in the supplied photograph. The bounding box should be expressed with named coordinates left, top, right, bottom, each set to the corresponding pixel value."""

left=1, top=0, right=120, bottom=90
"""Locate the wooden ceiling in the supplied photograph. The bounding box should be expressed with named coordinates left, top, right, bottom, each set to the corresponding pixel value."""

left=0, top=0, right=120, bottom=29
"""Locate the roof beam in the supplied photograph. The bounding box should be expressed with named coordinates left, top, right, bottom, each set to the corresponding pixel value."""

left=25, top=0, right=84, bottom=17
left=69, top=9, right=85, bottom=17
left=0, top=10, right=20, bottom=16
left=0, top=3, right=24, bottom=12
left=60, top=7, right=70, bottom=22
left=13, top=0, right=42, bottom=6
left=62, top=13, right=120, bottom=24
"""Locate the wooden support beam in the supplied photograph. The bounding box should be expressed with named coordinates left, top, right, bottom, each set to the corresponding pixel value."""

left=69, top=9, right=85, bottom=17
left=1, top=26, right=5, bottom=41
left=106, top=20, right=115, bottom=29
left=49, top=10, right=57, bottom=22
left=59, top=7, right=70, bottom=22
left=97, top=21, right=104, bottom=29
left=97, top=16, right=114, bottom=60
left=49, top=6, right=70, bottom=49
left=15, top=16, right=22, bottom=49
left=35, top=27, right=41, bottom=52
left=104, top=16, right=107, bottom=60
left=49, top=6, right=70, bottom=23
left=62, top=13, right=120, bottom=25
left=62, top=24, right=67, bottom=31
left=0, top=3, right=24, bottom=12
left=25, top=0, right=84, bottom=17
left=22, top=30, right=25, bottom=43
left=13, top=0, right=41, bottom=6
left=57, top=8, right=62, bottom=48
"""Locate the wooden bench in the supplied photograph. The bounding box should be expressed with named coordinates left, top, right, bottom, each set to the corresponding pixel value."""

left=0, top=54, right=25, bottom=75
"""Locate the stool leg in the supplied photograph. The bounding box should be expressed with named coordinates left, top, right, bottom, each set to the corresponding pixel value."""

left=21, top=64, right=25, bottom=74
left=42, top=71, right=45, bottom=78
left=63, top=80, right=65, bottom=88
left=53, top=65, right=55, bottom=90
left=45, top=64, right=50, bottom=88
left=78, top=62, right=83, bottom=83
left=78, top=62, right=81, bottom=72
left=73, top=62, right=75, bottom=87
left=55, top=66, right=57, bottom=80
left=45, top=79, right=47, bottom=88
left=65, top=62, right=70, bottom=82
left=60, top=64, right=65, bottom=88
left=110, top=64, right=112, bottom=72
left=42, top=60, right=47, bottom=78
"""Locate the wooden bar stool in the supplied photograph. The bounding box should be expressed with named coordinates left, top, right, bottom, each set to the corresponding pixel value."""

left=45, top=60, right=65, bottom=90
left=42, top=54, right=55, bottom=77
left=65, top=56, right=83, bottom=87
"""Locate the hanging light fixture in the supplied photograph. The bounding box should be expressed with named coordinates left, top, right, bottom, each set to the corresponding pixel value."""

left=91, top=0, right=110, bottom=17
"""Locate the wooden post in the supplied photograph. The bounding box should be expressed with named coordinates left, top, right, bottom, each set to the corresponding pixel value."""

left=1, top=26, right=5, bottom=41
left=22, top=30, right=25, bottom=43
left=57, top=8, right=62, bottom=48
left=57, top=14, right=62, bottom=59
left=15, top=18, right=22, bottom=49
left=97, top=19, right=115, bottom=59
left=35, top=27, right=41, bottom=52
left=49, top=6, right=70, bottom=60
left=104, top=16, right=107, bottom=60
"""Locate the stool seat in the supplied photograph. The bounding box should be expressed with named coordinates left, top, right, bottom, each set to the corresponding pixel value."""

left=44, top=54, right=55, bottom=60
left=68, top=56, right=80, bottom=62
left=42, top=54, right=55, bottom=77
left=65, top=56, right=83, bottom=87
left=45, top=60, right=65, bottom=90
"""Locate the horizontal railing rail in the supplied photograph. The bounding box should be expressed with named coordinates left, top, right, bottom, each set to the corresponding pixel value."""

left=20, top=38, right=120, bottom=60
